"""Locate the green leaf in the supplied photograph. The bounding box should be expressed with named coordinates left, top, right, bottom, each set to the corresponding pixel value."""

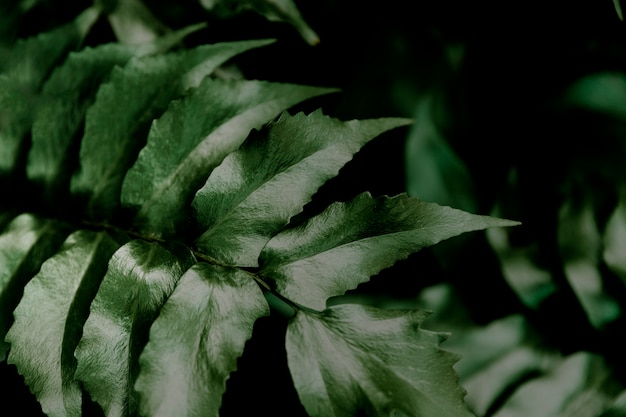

left=260, top=192, right=520, bottom=311
left=104, top=0, right=171, bottom=44
left=0, top=6, right=99, bottom=176
left=286, top=303, right=475, bottom=417
left=74, top=239, right=195, bottom=417
left=27, top=24, right=206, bottom=199
left=134, top=263, right=269, bottom=417
left=193, top=111, right=412, bottom=267
left=0, top=213, right=68, bottom=360
left=5, top=230, right=123, bottom=417
left=557, top=197, right=621, bottom=328
left=69, top=39, right=274, bottom=220
left=123, top=78, right=337, bottom=237
left=603, top=191, right=626, bottom=281
left=199, top=0, right=319, bottom=45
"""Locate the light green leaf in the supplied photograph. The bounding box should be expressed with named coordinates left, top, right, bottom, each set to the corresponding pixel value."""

left=104, top=0, right=170, bottom=44
left=5, top=230, right=123, bottom=417
left=0, top=6, right=99, bottom=176
left=492, top=352, right=620, bottom=417
left=286, top=303, right=475, bottom=417
left=557, top=197, right=621, bottom=329
left=27, top=24, right=206, bottom=199
left=123, top=78, right=337, bottom=237
left=199, top=0, right=319, bottom=45
left=260, top=191, right=520, bottom=311
left=0, top=213, right=68, bottom=361
left=193, top=111, right=412, bottom=267
left=74, top=239, right=195, bottom=417
left=70, top=39, right=274, bottom=220
left=135, top=262, right=269, bottom=417
left=603, top=191, right=626, bottom=282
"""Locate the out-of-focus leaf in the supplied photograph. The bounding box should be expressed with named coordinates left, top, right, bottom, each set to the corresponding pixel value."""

left=0, top=213, right=68, bottom=360
left=486, top=225, right=556, bottom=309
left=74, top=239, right=195, bottom=417
left=134, top=263, right=269, bottom=417
left=614, top=0, right=624, bottom=21
left=557, top=198, right=621, bottom=329
left=286, top=303, right=475, bottom=417
left=600, top=390, right=626, bottom=417
left=27, top=24, right=205, bottom=199
left=123, top=78, right=337, bottom=237
left=193, top=111, right=412, bottom=268
left=0, top=6, right=99, bottom=176
left=103, top=0, right=171, bottom=44
left=260, top=191, right=519, bottom=311
left=199, top=0, right=319, bottom=45
left=405, top=94, right=477, bottom=213
left=5, top=230, right=124, bottom=417
left=70, top=39, right=274, bottom=220
left=603, top=191, right=626, bottom=282
left=563, top=72, right=626, bottom=119
left=492, top=352, right=623, bottom=417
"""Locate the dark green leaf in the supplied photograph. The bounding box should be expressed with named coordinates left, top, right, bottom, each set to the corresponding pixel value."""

left=69, top=39, right=274, bottom=220
left=0, top=6, right=99, bottom=176
left=123, top=78, right=337, bottom=237
left=74, top=239, right=195, bottom=417
left=5, top=230, right=123, bottom=417
left=27, top=24, right=205, bottom=199
left=0, top=213, right=68, bottom=360
left=135, top=263, right=269, bottom=417
left=260, top=192, right=520, bottom=311
left=286, top=303, right=474, bottom=417
left=193, top=111, right=412, bottom=267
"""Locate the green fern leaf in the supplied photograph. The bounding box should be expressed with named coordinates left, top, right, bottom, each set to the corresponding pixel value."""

left=193, top=110, right=412, bottom=267
left=5, top=229, right=124, bottom=417
left=0, top=214, right=68, bottom=361
left=122, top=77, right=337, bottom=237
left=26, top=24, right=206, bottom=200
left=70, top=39, right=274, bottom=220
left=134, top=263, right=269, bottom=417
left=286, top=304, right=475, bottom=417
left=260, top=192, right=520, bottom=311
left=0, top=6, right=99, bottom=176
left=73, top=240, right=195, bottom=417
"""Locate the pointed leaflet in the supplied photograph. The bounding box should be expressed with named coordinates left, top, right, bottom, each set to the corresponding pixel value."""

left=123, top=78, right=337, bottom=237
left=74, top=240, right=195, bottom=417
left=134, top=263, right=269, bottom=417
left=27, top=24, right=206, bottom=197
left=0, top=6, right=99, bottom=175
left=0, top=214, right=68, bottom=361
left=69, top=39, right=274, bottom=220
left=200, top=0, right=319, bottom=45
left=193, top=111, right=412, bottom=267
left=286, top=303, right=474, bottom=417
left=260, top=192, right=520, bottom=311
left=105, top=0, right=170, bottom=45
left=5, top=230, right=123, bottom=417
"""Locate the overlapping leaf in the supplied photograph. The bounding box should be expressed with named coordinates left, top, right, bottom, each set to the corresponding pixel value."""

left=73, top=240, right=195, bottom=417
left=5, top=229, right=124, bottom=417
left=134, top=263, right=269, bottom=417
left=0, top=6, right=99, bottom=176
left=260, top=191, right=520, bottom=311
left=123, top=77, right=337, bottom=236
left=193, top=110, right=412, bottom=267
left=26, top=24, right=205, bottom=199
left=0, top=214, right=68, bottom=360
left=199, top=0, right=319, bottom=45
left=286, top=303, right=475, bottom=417
left=70, top=38, right=274, bottom=220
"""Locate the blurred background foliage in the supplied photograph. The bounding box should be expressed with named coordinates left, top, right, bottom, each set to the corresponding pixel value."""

left=2, top=0, right=626, bottom=416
